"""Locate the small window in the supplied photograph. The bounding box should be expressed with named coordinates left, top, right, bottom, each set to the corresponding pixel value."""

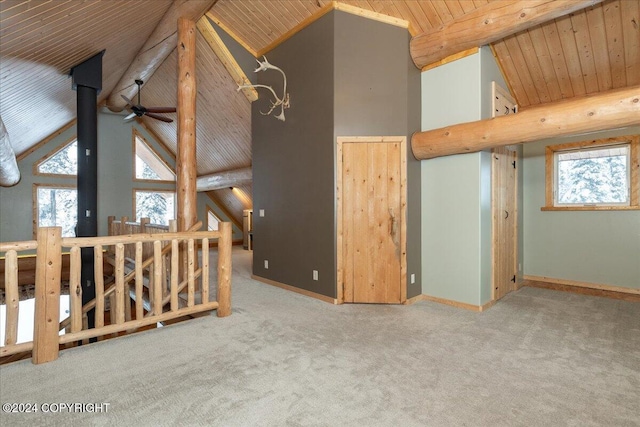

left=544, top=135, right=639, bottom=210
left=207, top=207, right=221, bottom=231
left=134, top=190, right=175, bottom=226
left=34, top=185, right=77, bottom=237
left=134, top=131, right=175, bottom=181
left=35, top=138, right=77, bottom=176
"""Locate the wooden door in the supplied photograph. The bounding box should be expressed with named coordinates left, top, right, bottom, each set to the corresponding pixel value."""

left=338, top=137, right=406, bottom=304
left=492, top=146, right=518, bottom=301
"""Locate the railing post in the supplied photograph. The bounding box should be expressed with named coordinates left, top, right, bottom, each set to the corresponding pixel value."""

left=121, top=216, right=128, bottom=235
left=4, top=250, right=19, bottom=346
left=107, top=215, right=115, bottom=236
left=217, top=222, right=231, bottom=317
left=33, top=227, right=62, bottom=364
left=140, top=217, right=149, bottom=233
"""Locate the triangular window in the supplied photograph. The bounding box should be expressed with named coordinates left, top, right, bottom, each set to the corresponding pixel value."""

left=134, top=131, right=175, bottom=181
left=36, top=138, right=78, bottom=176
left=207, top=207, right=221, bottom=231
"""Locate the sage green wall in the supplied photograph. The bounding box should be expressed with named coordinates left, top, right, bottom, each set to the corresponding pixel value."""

left=421, top=47, right=514, bottom=306
left=522, top=126, right=640, bottom=290
left=0, top=112, right=240, bottom=243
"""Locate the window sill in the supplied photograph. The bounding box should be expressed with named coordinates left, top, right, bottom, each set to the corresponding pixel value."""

left=541, top=206, right=640, bottom=211
left=133, top=179, right=176, bottom=184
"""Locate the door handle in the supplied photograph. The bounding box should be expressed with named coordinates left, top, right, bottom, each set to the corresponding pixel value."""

left=505, top=210, right=509, bottom=219
left=389, top=209, right=398, bottom=239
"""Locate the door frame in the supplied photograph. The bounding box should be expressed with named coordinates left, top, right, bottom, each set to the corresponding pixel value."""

left=491, top=146, right=519, bottom=301
left=336, top=136, right=407, bottom=304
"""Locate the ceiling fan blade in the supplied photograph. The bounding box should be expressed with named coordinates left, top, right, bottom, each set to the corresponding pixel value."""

left=145, top=107, right=176, bottom=113
left=123, top=112, right=137, bottom=121
left=121, top=95, right=136, bottom=107
left=145, top=112, right=173, bottom=123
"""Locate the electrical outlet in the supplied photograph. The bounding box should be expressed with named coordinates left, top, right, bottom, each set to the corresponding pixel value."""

left=264, top=260, right=269, bottom=269
left=259, top=209, right=265, bottom=217
left=410, top=273, right=415, bottom=284
left=518, top=263, right=522, bottom=272
left=313, top=270, right=318, bottom=281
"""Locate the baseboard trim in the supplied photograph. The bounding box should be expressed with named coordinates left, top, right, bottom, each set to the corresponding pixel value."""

left=251, top=275, right=338, bottom=305
left=480, top=299, right=496, bottom=311
left=403, top=294, right=424, bottom=305
left=523, top=275, right=640, bottom=296
left=420, top=295, right=494, bottom=312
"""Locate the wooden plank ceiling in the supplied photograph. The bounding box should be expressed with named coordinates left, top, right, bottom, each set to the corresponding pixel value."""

left=0, top=0, right=173, bottom=155
left=209, top=0, right=639, bottom=108
left=492, top=0, right=640, bottom=107
left=1, top=0, right=639, bottom=226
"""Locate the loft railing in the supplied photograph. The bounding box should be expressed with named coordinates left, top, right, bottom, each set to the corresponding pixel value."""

left=108, top=216, right=172, bottom=260
left=0, top=222, right=232, bottom=364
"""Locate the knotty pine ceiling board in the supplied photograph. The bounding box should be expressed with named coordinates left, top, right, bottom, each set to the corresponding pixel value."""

left=0, top=0, right=172, bottom=155
left=208, top=1, right=486, bottom=53
left=492, top=0, right=639, bottom=108
left=138, top=29, right=251, bottom=177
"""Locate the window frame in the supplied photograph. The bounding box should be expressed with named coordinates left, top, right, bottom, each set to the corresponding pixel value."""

left=33, top=183, right=78, bottom=238
left=132, top=188, right=177, bottom=226
left=206, top=206, right=222, bottom=231
left=33, top=136, right=78, bottom=178
left=543, top=135, right=639, bottom=211
left=132, top=129, right=176, bottom=183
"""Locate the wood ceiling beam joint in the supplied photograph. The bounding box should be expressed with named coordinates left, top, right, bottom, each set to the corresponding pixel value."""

left=410, top=0, right=605, bottom=69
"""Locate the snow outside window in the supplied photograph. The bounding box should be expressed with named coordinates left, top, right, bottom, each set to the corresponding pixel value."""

left=554, top=144, right=630, bottom=207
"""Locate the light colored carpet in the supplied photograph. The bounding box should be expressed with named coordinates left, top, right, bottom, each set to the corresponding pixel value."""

left=1, top=248, right=639, bottom=426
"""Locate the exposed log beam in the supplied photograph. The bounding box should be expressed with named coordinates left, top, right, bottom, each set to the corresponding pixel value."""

left=412, top=86, right=640, bottom=160
left=177, top=17, right=198, bottom=232
left=196, top=166, right=252, bottom=192
left=410, top=0, right=603, bottom=69
left=106, top=0, right=217, bottom=112
left=0, top=117, right=20, bottom=187
left=196, top=17, right=258, bottom=102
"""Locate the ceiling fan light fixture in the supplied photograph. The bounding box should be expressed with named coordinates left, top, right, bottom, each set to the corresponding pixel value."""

left=121, top=80, right=176, bottom=123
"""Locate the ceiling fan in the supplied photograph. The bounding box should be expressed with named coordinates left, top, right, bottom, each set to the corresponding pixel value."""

left=122, top=79, right=176, bottom=123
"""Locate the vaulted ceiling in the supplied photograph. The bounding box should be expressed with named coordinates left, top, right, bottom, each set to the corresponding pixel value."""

left=1, top=0, right=639, bottom=225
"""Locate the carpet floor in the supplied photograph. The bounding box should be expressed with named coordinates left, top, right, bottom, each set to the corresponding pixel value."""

left=1, top=248, right=639, bottom=426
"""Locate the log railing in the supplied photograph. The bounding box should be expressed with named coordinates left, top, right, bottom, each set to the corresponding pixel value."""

left=108, top=216, right=172, bottom=260
left=0, top=222, right=232, bottom=364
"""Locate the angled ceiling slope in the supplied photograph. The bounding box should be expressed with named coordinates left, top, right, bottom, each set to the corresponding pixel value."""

left=0, top=0, right=173, bottom=156
left=2, top=0, right=638, bottom=224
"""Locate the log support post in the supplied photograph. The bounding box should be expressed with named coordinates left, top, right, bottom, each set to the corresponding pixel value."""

left=106, top=1, right=217, bottom=111
left=177, top=17, right=198, bottom=233
left=217, top=222, right=231, bottom=317
left=177, top=17, right=199, bottom=288
left=33, top=227, right=62, bottom=364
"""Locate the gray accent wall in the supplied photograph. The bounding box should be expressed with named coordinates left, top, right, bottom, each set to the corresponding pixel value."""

left=0, top=112, right=241, bottom=244
left=523, top=126, right=640, bottom=290
left=252, top=13, right=336, bottom=297
left=333, top=12, right=422, bottom=298
left=252, top=11, right=421, bottom=299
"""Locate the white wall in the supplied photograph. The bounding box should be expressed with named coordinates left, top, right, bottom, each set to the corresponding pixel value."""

left=522, top=126, right=640, bottom=290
